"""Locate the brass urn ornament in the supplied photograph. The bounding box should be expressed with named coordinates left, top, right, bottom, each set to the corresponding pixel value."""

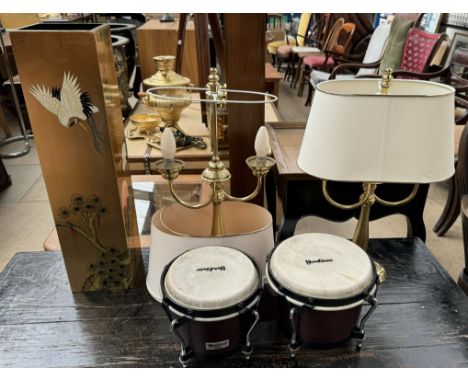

left=141, top=55, right=192, bottom=133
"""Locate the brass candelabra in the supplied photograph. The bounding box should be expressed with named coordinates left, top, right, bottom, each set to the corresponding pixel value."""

left=148, top=68, right=277, bottom=237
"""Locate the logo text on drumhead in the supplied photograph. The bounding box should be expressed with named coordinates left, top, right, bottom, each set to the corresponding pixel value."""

left=196, top=266, right=226, bottom=272
left=305, top=259, right=333, bottom=265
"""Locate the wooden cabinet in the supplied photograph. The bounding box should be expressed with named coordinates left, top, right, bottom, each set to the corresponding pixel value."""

left=137, top=19, right=200, bottom=86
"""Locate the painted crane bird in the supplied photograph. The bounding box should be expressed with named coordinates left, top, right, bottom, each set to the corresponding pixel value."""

left=29, top=72, right=103, bottom=153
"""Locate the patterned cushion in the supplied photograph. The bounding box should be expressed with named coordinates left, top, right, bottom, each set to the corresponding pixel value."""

left=303, top=54, right=335, bottom=68
left=277, top=45, right=294, bottom=57
left=399, top=28, right=442, bottom=75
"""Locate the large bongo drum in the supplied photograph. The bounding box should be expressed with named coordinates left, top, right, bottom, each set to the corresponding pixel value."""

left=266, top=233, right=382, bottom=356
left=161, top=246, right=263, bottom=366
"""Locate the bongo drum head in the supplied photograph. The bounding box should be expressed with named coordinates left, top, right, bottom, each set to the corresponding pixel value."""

left=270, top=233, right=374, bottom=301
left=164, top=246, right=259, bottom=311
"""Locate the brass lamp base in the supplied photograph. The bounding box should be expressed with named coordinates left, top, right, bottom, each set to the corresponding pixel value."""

left=322, top=180, right=420, bottom=284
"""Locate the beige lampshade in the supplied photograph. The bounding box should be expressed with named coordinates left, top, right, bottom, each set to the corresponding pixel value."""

left=147, top=202, right=274, bottom=302
left=297, top=79, right=455, bottom=183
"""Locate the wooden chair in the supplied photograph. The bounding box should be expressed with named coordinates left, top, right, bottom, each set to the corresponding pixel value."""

left=302, top=22, right=356, bottom=106
left=266, top=13, right=312, bottom=69
left=273, top=13, right=313, bottom=74
left=294, top=17, right=344, bottom=96
left=309, top=22, right=391, bottom=89
left=328, top=13, right=422, bottom=78
left=330, top=26, right=447, bottom=80
left=279, top=13, right=331, bottom=83
left=402, top=46, right=468, bottom=237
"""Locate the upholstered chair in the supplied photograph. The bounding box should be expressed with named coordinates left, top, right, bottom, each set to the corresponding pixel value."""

left=301, top=22, right=356, bottom=105
left=267, top=13, right=312, bottom=70
left=309, top=22, right=391, bottom=87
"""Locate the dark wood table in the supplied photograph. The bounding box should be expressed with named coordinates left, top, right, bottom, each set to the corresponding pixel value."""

left=0, top=239, right=467, bottom=367
left=265, top=62, right=283, bottom=106
left=0, top=156, right=11, bottom=192
left=265, top=122, right=430, bottom=241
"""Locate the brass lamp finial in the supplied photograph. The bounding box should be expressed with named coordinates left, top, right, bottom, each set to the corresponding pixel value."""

left=207, top=68, right=220, bottom=94
left=380, top=68, right=393, bottom=95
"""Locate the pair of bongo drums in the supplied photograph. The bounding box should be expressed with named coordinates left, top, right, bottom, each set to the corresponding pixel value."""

left=158, top=233, right=383, bottom=366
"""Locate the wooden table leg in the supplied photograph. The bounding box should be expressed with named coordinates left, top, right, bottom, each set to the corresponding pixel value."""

left=265, top=170, right=277, bottom=232
left=272, top=79, right=279, bottom=108
left=0, top=100, right=11, bottom=137
left=459, top=214, right=468, bottom=295
left=433, top=171, right=460, bottom=237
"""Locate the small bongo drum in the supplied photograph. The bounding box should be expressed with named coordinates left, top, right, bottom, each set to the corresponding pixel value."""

left=266, top=233, right=382, bottom=356
left=161, top=246, right=263, bottom=366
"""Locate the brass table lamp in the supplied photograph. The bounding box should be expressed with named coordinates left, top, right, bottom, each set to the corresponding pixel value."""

left=297, top=70, right=455, bottom=255
left=147, top=68, right=277, bottom=237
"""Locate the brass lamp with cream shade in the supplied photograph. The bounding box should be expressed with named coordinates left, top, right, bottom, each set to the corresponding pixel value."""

left=297, top=70, right=455, bottom=253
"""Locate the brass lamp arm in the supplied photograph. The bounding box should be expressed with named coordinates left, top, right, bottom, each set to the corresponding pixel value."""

left=224, top=176, right=263, bottom=202
left=168, top=179, right=213, bottom=209
left=374, top=184, right=420, bottom=207
left=321, top=179, right=371, bottom=210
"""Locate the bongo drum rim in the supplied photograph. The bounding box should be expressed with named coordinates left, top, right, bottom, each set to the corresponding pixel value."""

left=161, top=246, right=263, bottom=319
left=266, top=268, right=378, bottom=311
left=165, top=295, right=261, bottom=322
left=266, top=243, right=379, bottom=310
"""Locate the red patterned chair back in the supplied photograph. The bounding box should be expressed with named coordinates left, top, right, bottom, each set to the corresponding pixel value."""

left=399, top=28, right=445, bottom=75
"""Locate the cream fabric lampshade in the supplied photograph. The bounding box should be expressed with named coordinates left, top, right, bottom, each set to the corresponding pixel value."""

left=297, top=79, right=455, bottom=183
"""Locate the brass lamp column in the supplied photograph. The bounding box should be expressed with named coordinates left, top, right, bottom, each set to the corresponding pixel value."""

left=322, top=181, right=420, bottom=252
left=152, top=68, right=276, bottom=236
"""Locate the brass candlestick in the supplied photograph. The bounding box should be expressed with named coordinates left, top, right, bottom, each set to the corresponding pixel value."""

left=151, top=68, right=277, bottom=237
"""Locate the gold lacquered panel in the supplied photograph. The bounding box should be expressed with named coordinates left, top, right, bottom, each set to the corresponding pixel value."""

left=11, top=23, right=144, bottom=291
